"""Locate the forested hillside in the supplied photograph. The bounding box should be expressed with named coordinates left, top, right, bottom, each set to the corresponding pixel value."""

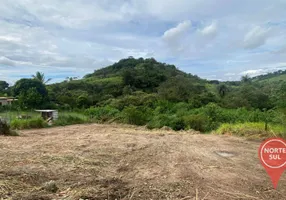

left=0, top=57, right=286, bottom=136
left=48, top=57, right=206, bottom=108
left=46, top=57, right=285, bottom=111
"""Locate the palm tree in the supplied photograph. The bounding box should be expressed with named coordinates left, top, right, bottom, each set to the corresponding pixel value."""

left=241, top=75, right=251, bottom=83
left=32, top=72, right=51, bottom=84
left=218, top=84, right=228, bottom=98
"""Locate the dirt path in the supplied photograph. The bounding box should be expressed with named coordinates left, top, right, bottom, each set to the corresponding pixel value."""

left=0, top=123, right=285, bottom=200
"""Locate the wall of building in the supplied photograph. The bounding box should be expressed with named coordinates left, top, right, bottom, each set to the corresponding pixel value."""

left=0, top=100, right=11, bottom=106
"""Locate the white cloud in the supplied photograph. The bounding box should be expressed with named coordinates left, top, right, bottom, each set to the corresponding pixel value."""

left=243, top=26, right=271, bottom=49
left=163, top=20, right=191, bottom=42
left=162, top=20, right=192, bottom=54
left=239, top=62, right=286, bottom=77
left=200, top=22, right=218, bottom=39
left=0, top=35, right=21, bottom=42
left=239, top=69, right=265, bottom=76
left=0, top=0, right=286, bottom=82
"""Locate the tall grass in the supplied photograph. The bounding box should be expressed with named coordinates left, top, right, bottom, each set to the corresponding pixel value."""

left=84, top=106, right=119, bottom=122
left=0, top=111, right=39, bottom=123
left=53, top=112, right=89, bottom=126
left=120, top=106, right=148, bottom=126
left=215, top=122, right=286, bottom=139
left=10, top=118, right=48, bottom=130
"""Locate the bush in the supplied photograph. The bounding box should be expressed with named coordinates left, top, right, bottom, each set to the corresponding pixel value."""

left=172, top=102, right=192, bottom=116
left=53, top=113, right=89, bottom=126
left=183, top=114, right=210, bottom=132
left=146, top=114, right=171, bottom=129
left=153, top=100, right=175, bottom=115
left=169, top=117, right=185, bottom=130
left=107, top=92, right=159, bottom=110
left=0, top=119, right=18, bottom=136
left=10, top=118, right=48, bottom=130
left=121, top=106, right=148, bottom=126
left=84, top=106, right=119, bottom=122
left=147, top=114, right=185, bottom=130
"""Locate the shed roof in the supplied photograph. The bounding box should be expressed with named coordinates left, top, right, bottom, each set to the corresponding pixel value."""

left=0, top=97, right=16, bottom=100
left=35, top=110, right=57, bottom=112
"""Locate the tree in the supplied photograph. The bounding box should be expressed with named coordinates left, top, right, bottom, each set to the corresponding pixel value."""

left=76, top=95, right=91, bottom=108
left=0, top=81, right=9, bottom=91
left=122, top=70, right=135, bottom=86
left=13, top=79, right=49, bottom=109
left=240, top=84, right=272, bottom=110
left=32, top=72, right=52, bottom=84
left=241, top=75, right=251, bottom=83
left=18, top=87, right=44, bottom=109
left=13, top=79, right=48, bottom=96
left=158, top=76, right=202, bottom=102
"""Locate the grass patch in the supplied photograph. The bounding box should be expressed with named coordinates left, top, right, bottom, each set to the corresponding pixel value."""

left=215, top=122, right=286, bottom=139
left=84, top=106, right=120, bottom=122
left=10, top=118, right=48, bottom=130
left=53, top=112, right=89, bottom=126
left=0, top=111, right=39, bottom=120
left=1, top=111, right=91, bottom=129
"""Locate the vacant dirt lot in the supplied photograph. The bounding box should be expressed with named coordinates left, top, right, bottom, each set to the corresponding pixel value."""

left=0, top=123, right=285, bottom=200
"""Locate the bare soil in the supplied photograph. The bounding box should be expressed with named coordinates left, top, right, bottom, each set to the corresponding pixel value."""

left=0, top=123, right=285, bottom=200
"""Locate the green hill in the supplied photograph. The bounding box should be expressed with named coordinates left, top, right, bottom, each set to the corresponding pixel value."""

left=85, top=57, right=188, bottom=78
left=46, top=57, right=286, bottom=112
left=252, top=69, right=286, bottom=83
left=48, top=57, right=212, bottom=108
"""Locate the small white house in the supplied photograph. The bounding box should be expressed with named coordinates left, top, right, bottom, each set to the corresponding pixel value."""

left=0, top=97, right=17, bottom=106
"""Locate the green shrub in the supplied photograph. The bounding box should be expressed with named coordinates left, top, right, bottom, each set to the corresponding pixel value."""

left=172, top=102, right=192, bottom=116
left=146, top=114, right=171, bottom=129
left=0, top=119, right=18, bottom=136
left=84, top=106, right=119, bottom=122
left=10, top=118, right=48, bottom=130
left=107, top=92, right=159, bottom=110
left=53, top=113, right=88, bottom=126
left=183, top=114, right=210, bottom=132
left=121, top=106, right=148, bottom=126
left=147, top=114, right=185, bottom=130
left=169, top=117, right=185, bottom=130
left=153, top=100, right=175, bottom=115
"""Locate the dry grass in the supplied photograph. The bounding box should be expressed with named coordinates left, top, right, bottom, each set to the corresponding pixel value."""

left=0, top=123, right=285, bottom=199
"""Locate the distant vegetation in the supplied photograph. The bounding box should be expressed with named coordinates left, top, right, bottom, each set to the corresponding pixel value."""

left=0, top=57, right=285, bottom=138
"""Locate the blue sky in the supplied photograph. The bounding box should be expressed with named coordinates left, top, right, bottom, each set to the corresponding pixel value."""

left=1, top=0, right=286, bottom=84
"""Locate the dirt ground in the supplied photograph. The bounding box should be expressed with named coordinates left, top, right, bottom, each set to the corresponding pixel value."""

left=0, top=123, right=285, bottom=200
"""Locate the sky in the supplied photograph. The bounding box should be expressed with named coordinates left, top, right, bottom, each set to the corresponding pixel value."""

left=1, top=0, right=286, bottom=84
